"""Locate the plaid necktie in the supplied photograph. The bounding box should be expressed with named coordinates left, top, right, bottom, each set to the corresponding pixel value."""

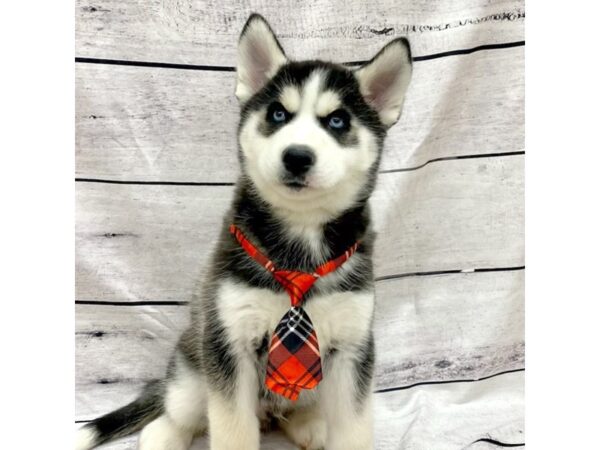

left=230, top=224, right=359, bottom=401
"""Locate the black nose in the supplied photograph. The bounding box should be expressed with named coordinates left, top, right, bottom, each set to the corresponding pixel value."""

left=282, top=145, right=315, bottom=176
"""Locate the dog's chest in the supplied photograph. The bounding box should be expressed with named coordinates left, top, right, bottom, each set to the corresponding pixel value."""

left=216, top=279, right=374, bottom=355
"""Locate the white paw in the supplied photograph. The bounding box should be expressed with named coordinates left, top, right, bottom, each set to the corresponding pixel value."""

left=280, top=410, right=327, bottom=450
left=139, top=416, right=193, bottom=450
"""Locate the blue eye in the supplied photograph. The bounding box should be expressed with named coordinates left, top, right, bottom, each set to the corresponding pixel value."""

left=328, top=116, right=345, bottom=129
left=272, top=109, right=286, bottom=123
left=268, top=102, right=290, bottom=124
left=326, top=110, right=351, bottom=131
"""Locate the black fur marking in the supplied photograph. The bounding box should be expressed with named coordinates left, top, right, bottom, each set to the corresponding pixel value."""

left=323, top=66, right=386, bottom=138
left=200, top=304, right=238, bottom=396
left=318, top=109, right=359, bottom=146
left=175, top=326, right=203, bottom=372
left=209, top=179, right=374, bottom=300
left=353, top=331, right=375, bottom=409
left=86, top=380, right=164, bottom=447
left=256, top=333, right=269, bottom=356
left=241, top=61, right=386, bottom=144
left=258, top=101, right=296, bottom=137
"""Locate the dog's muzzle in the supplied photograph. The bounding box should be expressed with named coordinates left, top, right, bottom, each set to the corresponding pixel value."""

left=282, top=145, right=315, bottom=177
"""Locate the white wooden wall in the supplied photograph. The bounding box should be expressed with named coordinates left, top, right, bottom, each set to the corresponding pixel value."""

left=75, top=1, right=525, bottom=448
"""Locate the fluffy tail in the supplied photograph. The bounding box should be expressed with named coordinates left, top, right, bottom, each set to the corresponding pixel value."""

left=75, top=380, right=164, bottom=450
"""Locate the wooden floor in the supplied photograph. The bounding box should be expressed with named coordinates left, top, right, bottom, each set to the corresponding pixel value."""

left=75, top=1, right=525, bottom=448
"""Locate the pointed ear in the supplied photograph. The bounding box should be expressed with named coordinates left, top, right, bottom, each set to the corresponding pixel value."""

left=355, top=38, right=413, bottom=127
left=235, top=14, right=287, bottom=103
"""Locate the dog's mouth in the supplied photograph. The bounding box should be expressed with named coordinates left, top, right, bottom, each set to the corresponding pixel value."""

left=282, top=176, right=309, bottom=191
left=284, top=180, right=308, bottom=190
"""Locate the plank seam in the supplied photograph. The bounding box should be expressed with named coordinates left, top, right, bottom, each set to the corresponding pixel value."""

left=374, top=367, right=525, bottom=394
left=379, top=151, right=525, bottom=174
left=75, top=300, right=186, bottom=306
left=75, top=266, right=525, bottom=306
left=74, top=41, right=525, bottom=72
left=374, top=265, right=525, bottom=282
left=75, top=178, right=234, bottom=186
left=470, top=437, right=525, bottom=447
left=75, top=151, right=525, bottom=187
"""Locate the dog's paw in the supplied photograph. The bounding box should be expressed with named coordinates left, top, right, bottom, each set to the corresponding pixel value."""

left=139, top=415, right=193, bottom=450
left=280, top=409, right=326, bottom=450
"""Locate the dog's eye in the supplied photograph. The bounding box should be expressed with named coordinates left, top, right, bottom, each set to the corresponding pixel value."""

left=326, top=110, right=350, bottom=131
left=273, top=109, right=286, bottom=122
left=267, top=102, right=290, bottom=124
left=329, top=116, right=345, bottom=129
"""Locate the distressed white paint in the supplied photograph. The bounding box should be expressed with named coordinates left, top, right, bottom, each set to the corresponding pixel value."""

left=75, top=0, right=524, bottom=65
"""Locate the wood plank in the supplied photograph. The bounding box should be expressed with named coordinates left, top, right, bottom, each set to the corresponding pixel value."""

left=76, top=270, right=524, bottom=408
left=76, top=46, right=524, bottom=182
left=75, top=185, right=232, bottom=302
left=76, top=370, right=524, bottom=449
left=374, top=370, right=524, bottom=450
left=371, top=156, right=524, bottom=277
left=374, top=270, right=524, bottom=389
left=76, top=156, right=524, bottom=301
left=75, top=0, right=524, bottom=65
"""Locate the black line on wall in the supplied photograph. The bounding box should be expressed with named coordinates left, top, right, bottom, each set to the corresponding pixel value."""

left=75, top=266, right=524, bottom=307
left=75, top=57, right=236, bottom=72
left=75, top=40, right=525, bottom=72
left=76, top=300, right=187, bottom=306
left=75, top=151, right=524, bottom=187
left=374, top=265, right=524, bottom=282
left=379, top=151, right=525, bottom=174
left=470, top=438, right=525, bottom=447
left=374, top=367, right=525, bottom=394
left=413, top=40, right=524, bottom=62
left=75, top=178, right=235, bottom=187
left=474, top=266, right=525, bottom=273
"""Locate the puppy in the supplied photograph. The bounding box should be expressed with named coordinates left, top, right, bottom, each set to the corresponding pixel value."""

left=77, top=13, right=412, bottom=450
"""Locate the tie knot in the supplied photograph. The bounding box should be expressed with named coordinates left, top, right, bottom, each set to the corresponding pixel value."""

left=273, top=270, right=318, bottom=307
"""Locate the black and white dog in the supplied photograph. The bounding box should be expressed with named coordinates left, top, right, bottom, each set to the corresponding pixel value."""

left=77, top=13, right=412, bottom=450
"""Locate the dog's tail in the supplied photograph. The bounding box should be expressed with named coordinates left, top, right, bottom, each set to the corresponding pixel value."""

left=75, top=380, right=164, bottom=450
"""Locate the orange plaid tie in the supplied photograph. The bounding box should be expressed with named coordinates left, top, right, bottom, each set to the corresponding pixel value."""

left=230, top=224, right=359, bottom=400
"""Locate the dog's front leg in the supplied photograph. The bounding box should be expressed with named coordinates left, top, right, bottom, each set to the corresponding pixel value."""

left=319, top=350, right=374, bottom=450
left=207, top=356, right=260, bottom=450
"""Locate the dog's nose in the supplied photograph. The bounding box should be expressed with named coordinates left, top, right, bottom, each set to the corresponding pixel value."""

left=282, top=146, right=315, bottom=176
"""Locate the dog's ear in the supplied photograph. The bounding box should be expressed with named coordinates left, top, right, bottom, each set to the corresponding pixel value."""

left=355, top=38, right=413, bottom=127
left=236, top=14, right=287, bottom=103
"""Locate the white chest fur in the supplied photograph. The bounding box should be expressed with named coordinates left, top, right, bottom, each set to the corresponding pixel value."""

left=216, top=279, right=374, bottom=356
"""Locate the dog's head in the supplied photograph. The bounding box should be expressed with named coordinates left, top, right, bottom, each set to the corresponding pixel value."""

left=236, top=14, right=412, bottom=225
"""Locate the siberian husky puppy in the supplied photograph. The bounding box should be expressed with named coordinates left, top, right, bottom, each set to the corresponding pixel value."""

left=77, top=13, right=412, bottom=450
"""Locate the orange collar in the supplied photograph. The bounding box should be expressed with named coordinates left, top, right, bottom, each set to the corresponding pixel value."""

left=229, top=224, right=359, bottom=306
